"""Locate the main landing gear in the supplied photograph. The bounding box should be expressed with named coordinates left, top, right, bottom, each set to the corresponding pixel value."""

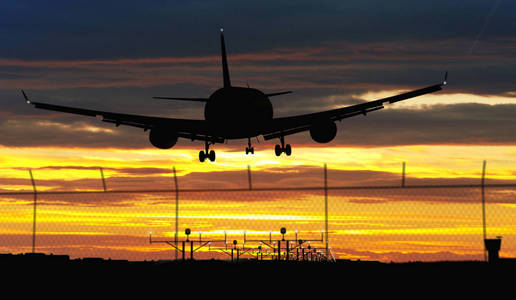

left=245, top=137, right=254, bottom=155
left=275, top=136, right=291, bottom=156
left=199, top=140, right=216, bottom=162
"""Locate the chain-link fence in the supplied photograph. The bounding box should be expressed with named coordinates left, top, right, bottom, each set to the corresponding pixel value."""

left=1, top=164, right=514, bottom=262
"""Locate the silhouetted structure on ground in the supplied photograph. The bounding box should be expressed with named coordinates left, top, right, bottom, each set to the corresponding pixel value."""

left=485, top=237, right=502, bottom=263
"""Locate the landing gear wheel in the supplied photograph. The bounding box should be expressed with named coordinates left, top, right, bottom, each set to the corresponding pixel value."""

left=275, top=144, right=282, bottom=156
left=208, top=150, right=216, bottom=162
left=245, top=138, right=255, bottom=155
left=285, top=144, right=292, bottom=156
left=199, top=140, right=216, bottom=162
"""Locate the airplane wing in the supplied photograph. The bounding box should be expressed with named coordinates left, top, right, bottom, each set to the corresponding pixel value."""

left=22, top=91, right=221, bottom=143
left=261, top=73, right=447, bottom=141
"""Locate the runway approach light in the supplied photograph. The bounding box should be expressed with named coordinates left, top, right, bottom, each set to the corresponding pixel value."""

left=185, top=228, right=191, bottom=242
left=280, top=227, right=287, bottom=240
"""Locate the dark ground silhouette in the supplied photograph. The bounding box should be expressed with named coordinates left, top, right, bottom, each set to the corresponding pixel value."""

left=2, top=252, right=514, bottom=293
left=3, top=252, right=515, bottom=274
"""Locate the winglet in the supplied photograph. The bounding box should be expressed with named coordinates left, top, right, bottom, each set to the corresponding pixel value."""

left=442, top=71, right=448, bottom=86
left=21, top=90, right=31, bottom=104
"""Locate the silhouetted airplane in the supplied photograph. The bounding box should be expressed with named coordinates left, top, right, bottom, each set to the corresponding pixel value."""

left=23, top=29, right=447, bottom=162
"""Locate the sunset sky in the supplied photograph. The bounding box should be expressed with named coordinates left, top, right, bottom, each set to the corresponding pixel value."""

left=1, top=0, right=516, bottom=262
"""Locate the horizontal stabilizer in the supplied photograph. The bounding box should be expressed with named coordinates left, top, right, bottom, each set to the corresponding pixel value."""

left=152, top=97, right=209, bottom=102
left=266, top=91, right=293, bottom=97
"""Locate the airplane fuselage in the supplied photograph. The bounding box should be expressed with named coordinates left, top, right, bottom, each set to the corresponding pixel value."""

left=204, top=86, right=273, bottom=139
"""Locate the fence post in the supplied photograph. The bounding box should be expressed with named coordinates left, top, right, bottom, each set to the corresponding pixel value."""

left=247, top=165, right=252, bottom=190
left=481, top=160, right=487, bottom=262
left=173, top=166, right=179, bottom=260
left=29, top=169, right=37, bottom=253
left=401, top=162, right=406, bottom=187
left=324, top=163, right=329, bottom=258
left=99, top=167, right=107, bottom=192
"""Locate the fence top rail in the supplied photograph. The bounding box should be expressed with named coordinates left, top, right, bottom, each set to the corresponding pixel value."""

left=1, top=183, right=516, bottom=196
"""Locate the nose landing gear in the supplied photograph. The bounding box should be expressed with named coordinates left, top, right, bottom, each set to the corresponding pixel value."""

left=245, top=137, right=254, bottom=155
left=274, top=136, right=291, bottom=156
left=199, top=140, right=216, bottom=162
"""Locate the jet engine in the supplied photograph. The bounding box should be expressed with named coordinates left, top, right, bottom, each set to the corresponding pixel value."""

left=149, top=127, right=178, bottom=149
left=309, top=119, right=337, bottom=143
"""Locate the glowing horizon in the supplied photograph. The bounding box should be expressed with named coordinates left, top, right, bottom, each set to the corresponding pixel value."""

left=1, top=143, right=516, bottom=262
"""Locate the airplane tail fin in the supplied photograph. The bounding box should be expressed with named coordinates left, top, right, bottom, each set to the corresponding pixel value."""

left=220, top=28, right=231, bottom=88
